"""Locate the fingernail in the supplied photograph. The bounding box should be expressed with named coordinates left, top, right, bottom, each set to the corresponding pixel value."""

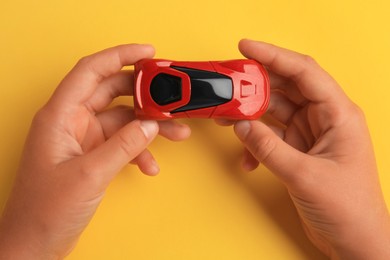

left=140, top=120, right=158, bottom=139
left=234, top=120, right=251, bottom=140
left=149, top=160, right=160, bottom=176
left=242, top=160, right=254, bottom=172
left=142, top=44, right=155, bottom=52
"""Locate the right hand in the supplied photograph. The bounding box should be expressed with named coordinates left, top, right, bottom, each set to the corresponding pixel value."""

left=231, top=39, right=390, bottom=259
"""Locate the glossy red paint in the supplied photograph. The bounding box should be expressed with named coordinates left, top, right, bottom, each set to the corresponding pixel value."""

left=134, top=59, right=270, bottom=120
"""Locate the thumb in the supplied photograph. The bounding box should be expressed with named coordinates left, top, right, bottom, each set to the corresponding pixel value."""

left=76, top=120, right=159, bottom=187
left=234, top=120, right=309, bottom=183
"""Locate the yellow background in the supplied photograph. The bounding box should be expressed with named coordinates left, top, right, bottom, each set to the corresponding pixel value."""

left=1, top=0, right=389, bottom=259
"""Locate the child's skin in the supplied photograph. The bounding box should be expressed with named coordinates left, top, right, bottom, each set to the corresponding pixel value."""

left=0, top=40, right=389, bottom=259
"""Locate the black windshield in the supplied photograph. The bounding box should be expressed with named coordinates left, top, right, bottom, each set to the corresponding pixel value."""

left=150, top=73, right=182, bottom=106
left=171, top=66, right=232, bottom=113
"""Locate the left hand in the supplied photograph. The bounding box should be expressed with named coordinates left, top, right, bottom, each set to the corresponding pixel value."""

left=0, top=44, right=191, bottom=259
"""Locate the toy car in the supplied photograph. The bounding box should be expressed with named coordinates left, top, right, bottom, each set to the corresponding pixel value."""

left=133, top=59, right=270, bottom=120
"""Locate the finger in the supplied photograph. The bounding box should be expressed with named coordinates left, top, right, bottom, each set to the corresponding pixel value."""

left=238, top=39, right=346, bottom=104
left=76, top=120, right=159, bottom=188
left=267, top=125, right=285, bottom=139
left=97, top=108, right=192, bottom=142
left=87, top=70, right=134, bottom=112
left=133, top=149, right=160, bottom=176
left=268, top=70, right=289, bottom=89
left=267, top=91, right=299, bottom=125
left=158, top=121, right=191, bottom=141
left=50, top=44, right=154, bottom=109
left=283, top=106, right=316, bottom=152
left=96, top=106, right=135, bottom=139
left=98, top=70, right=134, bottom=96
left=242, top=148, right=259, bottom=171
left=269, top=71, right=307, bottom=105
left=234, top=120, right=312, bottom=184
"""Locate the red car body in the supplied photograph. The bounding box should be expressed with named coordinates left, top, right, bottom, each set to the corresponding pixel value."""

left=134, top=59, right=270, bottom=120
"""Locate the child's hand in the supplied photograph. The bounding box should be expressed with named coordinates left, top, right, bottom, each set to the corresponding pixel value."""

left=232, top=39, right=390, bottom=259
left=0, top=44, right=190, bottom=259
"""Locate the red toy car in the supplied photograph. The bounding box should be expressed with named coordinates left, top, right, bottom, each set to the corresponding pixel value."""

left=133, top=59, right=270, bottom=120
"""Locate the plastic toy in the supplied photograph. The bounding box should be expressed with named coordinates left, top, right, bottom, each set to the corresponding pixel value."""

left=133, top=59, right=270, bottom=120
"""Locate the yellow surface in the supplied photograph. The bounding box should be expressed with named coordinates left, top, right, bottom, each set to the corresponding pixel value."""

left=1, top=0, right=389, bottom=259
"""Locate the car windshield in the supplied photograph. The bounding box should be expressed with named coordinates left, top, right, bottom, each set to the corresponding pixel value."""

left=150, top=73, right=182, bottom=106
left=171, top=66, right=232, bottom=113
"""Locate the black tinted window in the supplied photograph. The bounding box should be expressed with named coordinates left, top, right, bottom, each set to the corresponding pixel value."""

left=150, top=73, right=182, bottom=106
left=171, top=66, right=232, bottom=113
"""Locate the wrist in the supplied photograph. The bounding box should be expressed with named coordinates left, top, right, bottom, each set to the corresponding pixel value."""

left=330, top=215, right=390, bottom=260
left=0, top=231, right=60, bottom=260
left=0, top=215, right=60, bottom=260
